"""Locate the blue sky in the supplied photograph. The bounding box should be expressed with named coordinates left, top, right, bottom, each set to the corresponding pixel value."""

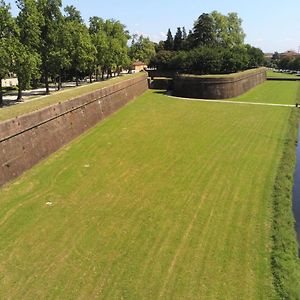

left=7, top=0, right=300, bottom=53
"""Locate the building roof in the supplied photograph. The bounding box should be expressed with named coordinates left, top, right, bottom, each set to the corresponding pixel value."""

left=281, top=50, right=300, bottom=57
left=132, top=61, right=147, bottom=67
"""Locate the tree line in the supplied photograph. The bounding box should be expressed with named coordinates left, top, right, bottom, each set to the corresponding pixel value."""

left=150, top=11, right=265, bottom=74
left=0, top=0, right=156, bottom=105
left=269, top=52, right=300, bottom=71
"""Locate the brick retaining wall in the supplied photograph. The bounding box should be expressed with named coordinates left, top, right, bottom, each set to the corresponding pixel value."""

left=0, top=74, right=148, bottom=187
left=173, top=68, right=267, bottom=99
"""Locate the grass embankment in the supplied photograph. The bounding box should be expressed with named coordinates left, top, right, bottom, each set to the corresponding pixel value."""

left=180, top=67, right=266, bottom=79
left=271, top=106, right=300, bottom=299
left=267, top=70, right=300, bottom=79
left=0, top=82, right=299, bottom=298
left=0, top=73, right=144, bottom=122
left=232, top=80, right=300, bottom=105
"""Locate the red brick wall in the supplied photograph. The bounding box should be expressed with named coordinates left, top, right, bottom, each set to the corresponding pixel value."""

left=0, top=74, right=148, bottom=187
left=173, top=68, right=267, bottom=99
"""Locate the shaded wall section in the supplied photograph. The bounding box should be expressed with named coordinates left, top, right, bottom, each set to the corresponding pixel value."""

left=0, top=74, right=148, bottom=187
left=173, top=68, right=266, bottom=99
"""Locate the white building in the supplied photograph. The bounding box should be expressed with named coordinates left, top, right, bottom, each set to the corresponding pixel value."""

left=1, top=77, right=18, bottom=88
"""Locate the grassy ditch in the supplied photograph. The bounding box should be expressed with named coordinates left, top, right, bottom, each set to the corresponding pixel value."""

left=271, top=107, right=300, bottom=299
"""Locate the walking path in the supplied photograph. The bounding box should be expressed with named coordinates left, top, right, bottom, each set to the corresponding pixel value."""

left=167, top=94, right=296, bottom=108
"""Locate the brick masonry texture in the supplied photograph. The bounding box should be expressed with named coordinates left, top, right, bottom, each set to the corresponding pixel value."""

left=0, top=74, right=148, bottom=187
left=173, top=69, right=266, bottom=99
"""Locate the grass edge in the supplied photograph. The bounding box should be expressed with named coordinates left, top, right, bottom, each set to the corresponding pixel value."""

left=271, top=106, right=300, bottom=299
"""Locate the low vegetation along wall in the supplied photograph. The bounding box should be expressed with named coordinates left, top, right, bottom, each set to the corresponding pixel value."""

left=173, top=68, right=267, bottom=99
left=0, top=74, right=148, bottom=187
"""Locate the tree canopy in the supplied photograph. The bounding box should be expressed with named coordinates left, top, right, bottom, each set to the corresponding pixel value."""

left=150, top=11, right=264, bottom=74
left=129, top=34, right=156, bottom=65
left=0, top=0, right=138, bottom=103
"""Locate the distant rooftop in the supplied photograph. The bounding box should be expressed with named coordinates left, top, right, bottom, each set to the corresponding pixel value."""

left=132, top=61, right=147, bottom=66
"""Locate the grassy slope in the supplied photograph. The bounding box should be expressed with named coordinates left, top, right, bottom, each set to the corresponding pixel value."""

left=272, top=108, right=300, bottom=299
left=0, top=83, right=298, bottom=299
left=0, top=73, right=144, bottom=122
left=267, top=70, right=300, bottom=79
left=232, top=80, right=299, bottom=105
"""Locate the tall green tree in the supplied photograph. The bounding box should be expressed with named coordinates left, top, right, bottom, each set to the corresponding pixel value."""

left=0, top=0, right=17, bottom=105
left=246, top=44, right=265, bottom=68
left=15, top=0, right=41, bottom=100
left=193, top=13, right=215, bottom=47
left=64, top=9, right=96, bottom=86
left=64, top=5, right=83, bottom=23
left=227, top=12, right=245, bottom=47
left=182, top=27, right=187, bottom=40
left=129, top=34, right=156, bottom=64
left=211, top=11, right=228, bottom=46
left=89, top=18, right=129, bottom=79
left=164, top=29, right=174, bottom=51
left=103, top=19, right=130, bottom=77
left=37, top=0, right=63, bottom=94
left=174, top=27, right=183, bottom=51
left=89, top=17, right=110, bottom=80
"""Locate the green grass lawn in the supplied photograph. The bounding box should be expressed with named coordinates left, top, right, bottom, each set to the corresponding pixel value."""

left=267, top=70, right=300, bottom=79
left=232, top=80, right=300, bottom=104
left=0, top=82, right=298, bottom=298
left=0, top=73, right=144, bottom=122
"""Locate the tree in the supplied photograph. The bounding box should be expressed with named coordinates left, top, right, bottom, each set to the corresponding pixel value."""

left=13, top=43, right=40, bottom=99
left=89, top=17, right=108, bottom=80
left=290, top=57, right=300, bottom=71
left=278, top=57, right=293, bottom=70
left=0, top=0, right=17, bottom=105
left=174, top=27, right=183, bottom=51
left=64, top=5, right=83, bottom=23
left=164, top=29, right=174, bottom=51
left=272, top=52, right=280, bottom=61
left=37, top=0, right=63, bottom=94
left=150, top=50, right=176, bottom=70
left=129, top=35, right=156, bottom=65
left=64, top=12, right=96, bottom=86
left=103, top=19, right=130, bottom=77
left=15, top=0, right=41, bottom=100
left=182, top=27, right=187, bottom=40
left=226, top=13, right=245, bottom=47
left=90, top=18, right=129, bottom=79
left=193, top=13, right=215, bottom=47
left=246, top=45, right=265, bottom=68
left=155, top=41, right=165, bottom=52
left=211, top=11, right=228, bottom=46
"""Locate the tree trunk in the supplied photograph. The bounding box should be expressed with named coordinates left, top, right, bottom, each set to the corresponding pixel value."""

left=58, top=75, right=62, bottom=91
left=76, top=74, right=79, bottom=87
left=0, top=78, right=3, bottom=106
left=101, top=69, right=105, bottom=81
left=96, top=68, right=99, bottom=81
left=17, top=80, right=23, bottom=101
left=45, top=73, right=50, bottom=94
left=32, top=77, right=38, bottom=89
left=89, top=73, right=92, bottom=84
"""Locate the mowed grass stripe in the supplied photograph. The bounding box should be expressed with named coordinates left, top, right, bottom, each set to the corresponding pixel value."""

left=157, top=112, right=258, bottom=298
left=162, top=105, right=283, bottom=299
left=0, top=86, right=295, bottom=298
left=232, top=80, right=299, bottom=104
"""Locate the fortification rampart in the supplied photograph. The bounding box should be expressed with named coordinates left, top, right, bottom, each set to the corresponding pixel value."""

left=173, top=68, right=267, bottom=99
left=0, top=74, right=148, bottom=186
